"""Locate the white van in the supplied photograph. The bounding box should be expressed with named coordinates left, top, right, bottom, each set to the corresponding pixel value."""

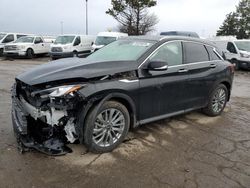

left=0, top=33, right=28, bottom=56
left=91, top=32, right=128, bottom=52
left=4, top=35, right=52, bottom=58
left=50, top=35, right=95, bottom=59
left=212, top=39, right=250, bottom=70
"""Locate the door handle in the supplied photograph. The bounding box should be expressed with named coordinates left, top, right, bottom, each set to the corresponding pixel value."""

left=178, top=69, right=188, bottom=73
left=210, top=64, right=217, bottom=68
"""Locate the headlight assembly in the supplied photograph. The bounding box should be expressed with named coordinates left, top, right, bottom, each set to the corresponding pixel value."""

left=31, top=85, right=85, bottom=98
left=49, top=85, right=83, bottom=97
left=18, top=45, right=26, bottom=50
left=240, top=52, right=250, bottom=58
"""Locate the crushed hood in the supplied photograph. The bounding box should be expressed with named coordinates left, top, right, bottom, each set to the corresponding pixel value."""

left=17, top=58, right=138, bottom=86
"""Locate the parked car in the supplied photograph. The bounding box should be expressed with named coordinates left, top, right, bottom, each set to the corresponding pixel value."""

left=12, top=36, right=234, bottom=155
left=212, top=39, right=250, bottom=70
left=160, top=31, right=200, bottom=38
left=50, top=35, right=95, bottom=60
left=4, top=36, right=51, bottom=58
left=91, top=32, right=128, bottom=52
left=0, top=32, right=28, bottom=56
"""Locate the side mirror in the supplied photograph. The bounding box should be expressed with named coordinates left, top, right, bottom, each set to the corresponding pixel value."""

left=91, top=42, right=94, bottom=46
left=147, top=60, right=168, bottom=71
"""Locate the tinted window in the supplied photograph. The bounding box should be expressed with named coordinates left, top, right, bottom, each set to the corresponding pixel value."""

left=227, top=42, right=237, bottom=53
left=74, top=36, right=81, bottom=46
left=150, top=41, right=183, bottom=66
left=35, top=37, right=43, bottom=44
left=3, top=34, right=14, bottom=43
left=184, top=42, right=209, bottom=63
left=206, top=46, right=221, bottom=60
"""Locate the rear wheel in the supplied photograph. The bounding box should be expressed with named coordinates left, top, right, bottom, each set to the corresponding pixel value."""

left=84, top=101, right=130, bottom=153
left=203, top=84, right=228, bottom=117
left=26, top=48, right=34, bottom=59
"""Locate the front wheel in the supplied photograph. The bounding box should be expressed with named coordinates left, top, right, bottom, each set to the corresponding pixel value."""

left=203, top=84, right=228, bottom=117
left=0, top=48, right=3, bottom=57
left=26, top=49, right=34, bottom=59
left=73, top=51, right=78, bottom=57
left=84, top=101, right=130, bottom=153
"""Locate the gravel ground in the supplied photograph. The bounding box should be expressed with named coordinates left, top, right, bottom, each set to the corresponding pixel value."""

left=0, top=57, right=250, bottom=188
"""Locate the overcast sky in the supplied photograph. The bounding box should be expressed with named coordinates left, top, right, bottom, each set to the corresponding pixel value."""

left=0, top=0, right=240, bottom=37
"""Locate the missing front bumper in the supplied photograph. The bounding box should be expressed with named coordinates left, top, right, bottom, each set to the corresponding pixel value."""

left=11, top=91, right=73, bottom=156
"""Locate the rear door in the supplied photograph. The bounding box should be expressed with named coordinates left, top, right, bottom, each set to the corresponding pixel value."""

left=183, top=42, right=222, bottom=109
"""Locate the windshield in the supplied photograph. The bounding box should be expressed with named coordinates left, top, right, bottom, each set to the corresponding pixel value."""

left=87, top=40, right=154, bottom=62
left=234, top=41, right=250, bottom=52
left=0, top=33, right=6, bottom=41
left=55, top=36, right=75, bottom=44
left=15, top=37, right=34, bottom=43
left=95, top=36, right=117, bottom=46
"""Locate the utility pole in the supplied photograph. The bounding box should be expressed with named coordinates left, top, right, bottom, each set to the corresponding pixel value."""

left=85, top=0, right=88, bottom=35
left=60, top=21, right=64, bottom=34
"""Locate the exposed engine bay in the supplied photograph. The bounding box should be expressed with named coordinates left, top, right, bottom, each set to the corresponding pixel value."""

left=12, top=80, right=85, bottom=155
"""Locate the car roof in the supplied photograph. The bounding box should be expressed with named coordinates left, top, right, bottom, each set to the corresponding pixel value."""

left=97, top=32, right=128, bottom=37
left=122, top=35, right=215, bottom=47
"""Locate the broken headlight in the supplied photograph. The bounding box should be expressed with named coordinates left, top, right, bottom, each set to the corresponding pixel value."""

left=49, top=85, right=83, bottom=97
left=32, top=85, right=85, bottom=98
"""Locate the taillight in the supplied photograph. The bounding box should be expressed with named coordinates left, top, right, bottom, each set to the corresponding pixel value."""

left=228, top=63, right=235, bottom=73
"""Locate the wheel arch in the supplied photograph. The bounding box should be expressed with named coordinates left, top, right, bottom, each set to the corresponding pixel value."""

left=220, top=81, right=231, bottom=101
left=76, top=92, right=137, bottom=143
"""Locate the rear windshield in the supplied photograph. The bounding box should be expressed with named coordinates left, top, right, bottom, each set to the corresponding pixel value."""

left=234, top=41, right=250, bottom=52
left=87, top=40, right=154, bottom=62
left=15, top=37, right=34, bottom=43
left=95, top=36, right=117, bottom=46
left=55, top=36, right=75, bottom=44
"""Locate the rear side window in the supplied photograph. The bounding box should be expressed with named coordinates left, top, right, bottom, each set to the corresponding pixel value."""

left=150, top=41, right=183, bottom=66
left=184, top=42, right=209, bottom=63
left=206, top=46, right=221, bottom=61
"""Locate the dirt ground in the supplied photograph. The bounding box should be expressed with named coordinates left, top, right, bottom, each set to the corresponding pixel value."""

left=0, top=57, right=250, bottom=188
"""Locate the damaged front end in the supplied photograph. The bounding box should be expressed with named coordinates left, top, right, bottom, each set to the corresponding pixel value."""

left=11, top=80, right=85, bottom=155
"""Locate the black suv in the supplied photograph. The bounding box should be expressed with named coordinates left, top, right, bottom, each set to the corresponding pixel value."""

left=12, top=36, right=234, bottom=155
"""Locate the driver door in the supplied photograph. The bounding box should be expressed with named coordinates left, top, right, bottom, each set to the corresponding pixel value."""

left=34, top=37, right=44, bottom=54
left=138, top=41, right=189, bottom=122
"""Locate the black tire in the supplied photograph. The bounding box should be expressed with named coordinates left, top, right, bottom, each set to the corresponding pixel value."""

left=84, top=101, right=130, bottom=153
left=0, top=48, right=3, bottom=57
left=232, top=59, right=240, bottom=71
left=203, top=84, right=228, bottom=117
left=73, top=51, right=78, bottom=57
left=26, top=48, right=34, bottom=59
left=51, top=57, right=57, bottom=60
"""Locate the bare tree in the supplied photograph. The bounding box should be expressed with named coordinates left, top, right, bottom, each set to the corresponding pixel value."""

left=106, top=0, right=158, bottom=35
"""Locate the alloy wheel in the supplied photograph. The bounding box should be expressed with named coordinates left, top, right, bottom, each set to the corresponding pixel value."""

left=212, top=88, right=226, bottom=113
left=93, top=108, right=125, bottom=147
